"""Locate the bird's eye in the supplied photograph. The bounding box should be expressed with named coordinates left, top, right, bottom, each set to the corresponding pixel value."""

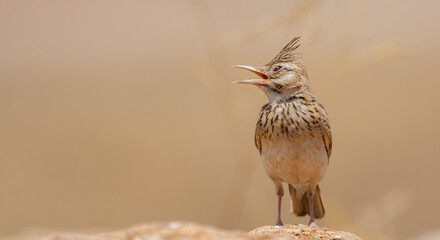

left=273, top=66, right=282, bottom=71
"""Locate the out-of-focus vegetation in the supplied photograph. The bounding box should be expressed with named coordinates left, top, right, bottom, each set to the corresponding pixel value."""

left=1, top=1, right=439, bottom=240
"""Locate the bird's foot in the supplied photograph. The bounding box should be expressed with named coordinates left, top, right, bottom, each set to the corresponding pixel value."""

left=275, top=219, right=284, bottom=227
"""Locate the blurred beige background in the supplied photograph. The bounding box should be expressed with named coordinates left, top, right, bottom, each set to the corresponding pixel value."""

left=1, top=1, right=440, bottom=240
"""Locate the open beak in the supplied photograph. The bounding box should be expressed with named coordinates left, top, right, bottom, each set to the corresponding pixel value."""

left=232, top=65, right=269, bottom=86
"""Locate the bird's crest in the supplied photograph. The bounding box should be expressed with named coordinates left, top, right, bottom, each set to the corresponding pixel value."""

left=266, top=37, right=301, bottom=66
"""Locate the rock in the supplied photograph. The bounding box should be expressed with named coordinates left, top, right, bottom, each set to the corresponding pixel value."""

left=39, top=222, right=360, bottom=240
left=249, top=224, right=361, bottom=240
left=42, top=222, right=274, bottom=240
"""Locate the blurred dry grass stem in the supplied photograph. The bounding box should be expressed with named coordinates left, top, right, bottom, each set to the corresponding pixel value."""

left=188, top=0, right=324, bottom=228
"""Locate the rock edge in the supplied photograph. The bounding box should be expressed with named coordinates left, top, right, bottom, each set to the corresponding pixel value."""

left=39, top=222, right=361, bottom=240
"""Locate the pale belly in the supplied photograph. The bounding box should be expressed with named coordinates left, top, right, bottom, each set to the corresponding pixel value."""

left=261, top=135, right=328, bottom=189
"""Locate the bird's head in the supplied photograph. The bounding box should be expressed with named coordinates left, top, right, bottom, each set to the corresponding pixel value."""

left=233, top=37, right=312, bottom=102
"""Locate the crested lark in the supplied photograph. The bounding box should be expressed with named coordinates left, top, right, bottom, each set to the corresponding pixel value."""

left=233, top=37, right=332, bottom=226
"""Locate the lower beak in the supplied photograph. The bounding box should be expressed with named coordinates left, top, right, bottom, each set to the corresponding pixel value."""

left=232, top=65, right=269, bottom=86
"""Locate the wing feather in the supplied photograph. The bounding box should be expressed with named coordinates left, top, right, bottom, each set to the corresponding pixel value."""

left=318, top=103, right=332, bottom=159
left=255, top=121, right=263, bottom=154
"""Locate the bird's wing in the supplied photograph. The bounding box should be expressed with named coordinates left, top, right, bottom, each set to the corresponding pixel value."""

left=255, top=104, right=270, bottom=155
left=255, top=121, right=263, bottom=154
left=318, top=103, right=332, bottom=159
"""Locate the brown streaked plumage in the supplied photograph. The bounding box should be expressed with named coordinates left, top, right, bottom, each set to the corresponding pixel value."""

left=233, top=37, right=332, bottom=226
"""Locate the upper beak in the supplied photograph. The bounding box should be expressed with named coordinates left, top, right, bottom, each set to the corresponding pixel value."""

left=232, top=65, right=269, bottom=86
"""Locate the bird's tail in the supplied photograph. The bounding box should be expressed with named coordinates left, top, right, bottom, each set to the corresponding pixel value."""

left=289, top=184, right=325, bottom=219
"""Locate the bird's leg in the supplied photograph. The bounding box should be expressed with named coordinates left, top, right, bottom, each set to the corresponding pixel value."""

left=275, top=184, right=284, bottom=226
left=307, top=191, right=315, bottom=226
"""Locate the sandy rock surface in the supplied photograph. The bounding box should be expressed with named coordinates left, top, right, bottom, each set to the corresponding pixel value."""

left=250, top=224, right=361, bottom=240
left=42, top=222, right=272, bottom=240
left=37, top=222, right=360, bottom=240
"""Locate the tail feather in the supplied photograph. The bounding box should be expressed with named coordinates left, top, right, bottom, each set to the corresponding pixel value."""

left=312, top=185, right=325, bottom=219
left=288, top=184, right=307, bottom=216
left=289, top=184, right=325, bottom=219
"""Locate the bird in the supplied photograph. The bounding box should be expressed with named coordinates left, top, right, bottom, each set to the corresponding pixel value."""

left=233, top=37, right=332, bottom=226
